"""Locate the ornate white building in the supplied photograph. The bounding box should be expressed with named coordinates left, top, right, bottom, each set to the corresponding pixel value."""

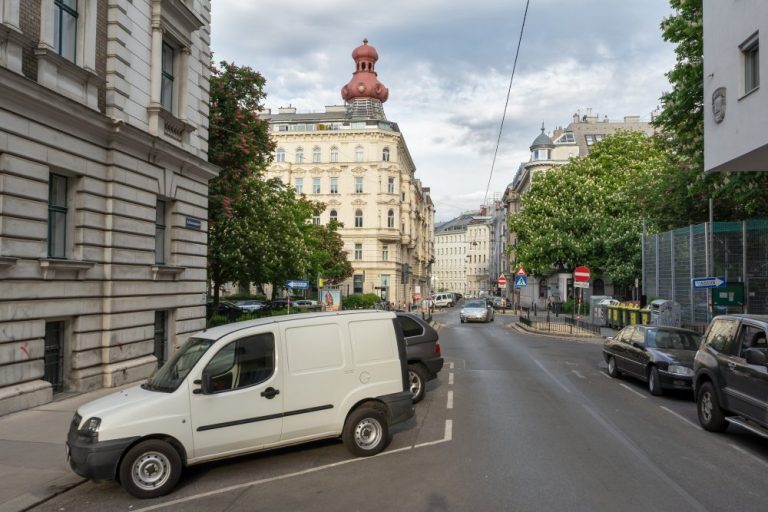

left=0, top=0, right=217, bottom=414
left=263, top=40, right=434, bottom=306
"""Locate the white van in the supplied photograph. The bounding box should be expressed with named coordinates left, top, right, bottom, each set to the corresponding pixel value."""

left=66, top=311, right=413, bottom=498
left=433, top=293, right=455, bottom=308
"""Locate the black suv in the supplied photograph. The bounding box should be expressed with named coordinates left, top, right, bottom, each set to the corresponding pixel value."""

left=395, top=312, right=444, bottom=403
left=693, top=314, right=768, bottom=438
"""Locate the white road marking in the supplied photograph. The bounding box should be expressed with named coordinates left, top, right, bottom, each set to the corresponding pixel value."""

left=619, top=383, right=647, bottom=399
left=571, top=369, right=585, bottom=379
left=447, top=390, right=454, bottom=409
left=659, top=406, right=701, bottom=430
left=729, top=443, right=768, bottom=468
left=449, top=362, right=455, bottom=369
left=600, top=371, right=612, bottom=379
left=533, top=359, right=572, bottom=394
left=415, top=419, right=453, bottom=447
left=448, top=372, right=454, bottom=385
left=136, top=420, right=454, bottom=512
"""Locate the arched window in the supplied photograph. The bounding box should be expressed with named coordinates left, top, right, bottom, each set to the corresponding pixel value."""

left=295, top=147, right=304, bottom=163
left=312, top=147, right=321, bottom=163
left=330, top=146, right=339, bottom=162
left=355, top=146, right=364, bottom=162
left=593, top=278, right=605, bottom=296
left=387, top=209, right=395, bottom=228
left=329, top=209, right=338, bottom=222
left=539, top=278, right=548, bottom=299
left=276, top=148, right=285, bottom=162
left=382, top=147, right=390, bottom=161
left=355, top=209, right=363, bottom=228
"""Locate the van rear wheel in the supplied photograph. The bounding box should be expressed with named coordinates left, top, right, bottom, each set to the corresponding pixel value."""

left=343, top=406, right=391, bottom=457
left=119, top=440, right=182, bottom=499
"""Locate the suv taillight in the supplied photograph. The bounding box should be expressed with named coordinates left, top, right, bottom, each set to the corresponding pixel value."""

left=434, top=340, right=441, bottom=356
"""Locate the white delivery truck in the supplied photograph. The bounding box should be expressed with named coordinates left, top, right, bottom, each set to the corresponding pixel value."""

left=66, top=311, right=413, bottom=498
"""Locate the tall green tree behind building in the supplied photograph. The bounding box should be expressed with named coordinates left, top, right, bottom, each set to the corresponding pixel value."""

left=652, top=0, right=768, bottom=228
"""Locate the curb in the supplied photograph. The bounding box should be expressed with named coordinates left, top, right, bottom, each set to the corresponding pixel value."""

left=512, top=322, right=604, bottom=344
left=2, top=476, right=86, bottom=512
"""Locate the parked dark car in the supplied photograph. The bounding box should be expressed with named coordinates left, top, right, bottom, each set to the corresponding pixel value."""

left=268, top=299, right=290, bottom=310
left=693, top=314, right=768, bottom=437
left=206, top=301, right=242, bottom=322
left=234, top=299, right=266, bottom=313
left=395, top=312, right=444, bottom=403
left=603, top=325, right=701, bottom=396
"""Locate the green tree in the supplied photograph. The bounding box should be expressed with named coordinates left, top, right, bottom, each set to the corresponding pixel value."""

left=509, top=131, right=671, bottom=288
left=207, top=61, right=275, bottom=305
left=652, top=0, right=768, bottom=228
left=305, top=220, right=354, bottom=287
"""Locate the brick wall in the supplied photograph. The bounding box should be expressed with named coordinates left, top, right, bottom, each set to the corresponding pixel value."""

left=19, top=0, right=40, bottom=80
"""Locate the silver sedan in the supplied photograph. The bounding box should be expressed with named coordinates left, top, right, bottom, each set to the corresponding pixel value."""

left=460, top=300, right=494, bottom=323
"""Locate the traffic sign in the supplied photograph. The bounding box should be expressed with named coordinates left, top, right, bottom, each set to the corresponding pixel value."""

left=691, top=276, right=726, bottom=289
left=285, top=280, right=309, bottom=289
left=498, top=274, right=507, bottom=287
left=574, top=266, right=591, bottom=283
left=515, top=275, right=527, bottom=288
left=516, top=267, right=527, bottom=277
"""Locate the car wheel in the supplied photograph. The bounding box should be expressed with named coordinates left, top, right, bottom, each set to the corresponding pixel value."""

left=648, top=366, right=663, bottom=396
left=697, top=382, right=728, bottom=432
left=408, top=364, right=427, bottom=403
left=119, top=439, right=182, bottom=499
left=342, top=406, right=391, bottom=457
left=607, top=356, right=621, bottom=378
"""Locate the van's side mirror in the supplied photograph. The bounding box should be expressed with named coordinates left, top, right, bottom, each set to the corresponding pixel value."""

left=193, top=372, right=212, bottom=395
left=745, top=348, right=768, bottom=366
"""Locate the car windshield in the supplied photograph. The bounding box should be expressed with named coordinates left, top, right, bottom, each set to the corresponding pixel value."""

left=143, top=337, right=215, bottom=393
left=465, top=300, right=486, bottom=308
left=646, top=330, right=700, bottom=350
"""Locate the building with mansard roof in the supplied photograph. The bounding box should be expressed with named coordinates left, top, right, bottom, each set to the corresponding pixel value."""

left=0, top=0, right=217, bottom=414
left=263, top=40, right=434, bottom=306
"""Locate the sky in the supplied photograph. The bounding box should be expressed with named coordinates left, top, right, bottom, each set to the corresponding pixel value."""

left=210, top=0, right=676, bottom=222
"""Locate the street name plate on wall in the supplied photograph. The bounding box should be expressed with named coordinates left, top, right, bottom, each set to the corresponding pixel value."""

left=186, top=217, right=202, bottom=230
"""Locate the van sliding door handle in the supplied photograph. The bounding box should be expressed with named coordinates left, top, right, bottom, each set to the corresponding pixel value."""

left=261, top=387, right=280, bottom=399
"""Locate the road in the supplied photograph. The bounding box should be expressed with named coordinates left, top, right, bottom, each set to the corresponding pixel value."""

left=34, top=311, right=768, bottom=511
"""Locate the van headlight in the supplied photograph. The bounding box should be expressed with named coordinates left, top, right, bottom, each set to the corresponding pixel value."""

left=79, top=417, right=101, bottom=438
left=666, top=365, right=694, bottom=377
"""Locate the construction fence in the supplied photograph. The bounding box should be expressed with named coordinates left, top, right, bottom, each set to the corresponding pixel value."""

left=643, top=219, right=768, bottom=331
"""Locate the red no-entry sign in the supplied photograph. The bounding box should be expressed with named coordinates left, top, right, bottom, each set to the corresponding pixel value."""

left=574, top=266, right=591, bottom=283
left=498, top=275, right=507, bottom=287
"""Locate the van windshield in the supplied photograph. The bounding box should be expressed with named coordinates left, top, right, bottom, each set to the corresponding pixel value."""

left=143, top=337, right=214, bottom=393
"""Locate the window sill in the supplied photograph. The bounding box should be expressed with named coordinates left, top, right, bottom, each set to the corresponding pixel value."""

left=34, top=47, right=103, bottom=110
left=151, top=265, right=185, bottom=281
left=154, top=107, right=196, bottom=142
left=739, top=86, right=760, bottom=102
left=39, top=259, right=96, bottom=280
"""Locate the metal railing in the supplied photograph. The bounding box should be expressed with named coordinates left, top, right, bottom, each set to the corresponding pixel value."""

left=520, top=310, right=601, bottom=336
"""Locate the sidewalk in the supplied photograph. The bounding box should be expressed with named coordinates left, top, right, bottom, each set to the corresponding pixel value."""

left=0, top=382, right=137, bottom=512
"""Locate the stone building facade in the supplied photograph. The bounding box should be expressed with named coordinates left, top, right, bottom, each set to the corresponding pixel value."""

left=0, top=0, right=217, bottom=414
left=263, top=40, right=434, bottom=306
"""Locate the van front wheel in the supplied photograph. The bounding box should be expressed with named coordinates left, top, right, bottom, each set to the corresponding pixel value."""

left=343, top=406, right=391, bottom=457
left=119, top=440, right=182, bottom=499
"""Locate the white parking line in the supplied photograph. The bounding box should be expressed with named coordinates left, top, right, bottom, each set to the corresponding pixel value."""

left=448, top=372, right=454, bottom=385
left=571, top=369, right=585, bottom=379
left=600, top=371, right=612, bottom=379
left=137, top=420, right=455, bottom=512
left=619, top=383, right=647, bottom=399
left=447, top=390, right=454, bottom=409
left=659, top=406, right=701, bottom=430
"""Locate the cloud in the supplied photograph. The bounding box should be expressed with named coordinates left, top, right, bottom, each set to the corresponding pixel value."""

left=210, top=0, right=676, bottom=222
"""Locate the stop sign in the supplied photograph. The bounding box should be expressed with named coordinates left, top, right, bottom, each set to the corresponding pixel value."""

left=574, top=266, right=591, bottom=282
left=498, top=275, right=507, bottom=287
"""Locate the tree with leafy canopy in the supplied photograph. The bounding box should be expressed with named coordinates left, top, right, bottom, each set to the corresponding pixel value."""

left=509, top=131, right=672, bottom=288
left=207, top=61, right=275, bottom=306
left=305, top=220, right=354, bottom=287
left=651, top=0, right=768, bottom=229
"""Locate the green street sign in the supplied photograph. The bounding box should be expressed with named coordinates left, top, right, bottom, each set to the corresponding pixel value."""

left=712, top=283, right=744, bottom=306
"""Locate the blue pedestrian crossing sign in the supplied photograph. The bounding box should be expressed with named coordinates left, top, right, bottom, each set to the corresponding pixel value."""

left=515, top=275, right=527, bottom=288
